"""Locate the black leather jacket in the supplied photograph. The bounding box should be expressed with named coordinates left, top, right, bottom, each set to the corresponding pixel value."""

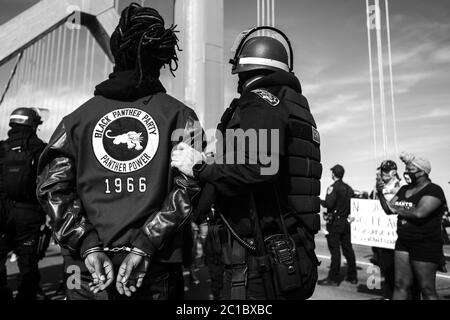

left=37, top=92, right=202, bottom=261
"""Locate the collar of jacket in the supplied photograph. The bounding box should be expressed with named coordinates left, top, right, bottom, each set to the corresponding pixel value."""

left=94, top=69, right=166, bottom=101
left=243, top=70, right=302, bottom=94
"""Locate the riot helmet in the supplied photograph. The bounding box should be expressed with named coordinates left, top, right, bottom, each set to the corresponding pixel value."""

left=230, top=26, right=293, bottom=75
left=9, top=107, right=43, bottom=129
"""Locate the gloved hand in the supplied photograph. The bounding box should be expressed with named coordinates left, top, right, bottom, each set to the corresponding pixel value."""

left=84, top=252, right=114, bottom=293
left=171, top=142, right=204, bottom=178
left=116, top=248, right=150, bottom=297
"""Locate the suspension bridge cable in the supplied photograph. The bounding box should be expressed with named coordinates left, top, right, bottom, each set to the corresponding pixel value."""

left=262, top=0, right=265, bottom=31
left=88, top=35, right=96, bottom=92
left=82, top=28, right=90, bottom=93
left=103, top=54, right=110, bottom=81
left=43, top=33, right=52, bottom=91
left=43, top=33, right=52, bottom=106
left=33, top=40, right=42, bottom=93
left=374, top=0, right=388, bottom=159
left=0, top=52, right=23, bottom=106
left=49, top=30, right=57, bottom=97
left=257, top=0, right=260, bottom=27
left=14, top=50, right=26, bottom=106
left=28, top=43, right=37, bottom=105
left=54, top=26, right=63, bottom=91
left=22, top=47, right=31, bottom=99
left=271, top=0, right=275, bottom=27
left=37, top=36, right=47, bottom=94
left=366, top=0, right=378, bottom=164
left=66, top=28, right=75, bottom=86
left=72, top=26, right=81, bottom=88
left=385, top=0, right=399, bottom=157
left=23, top=47, right=31, bottom=89
left=59, top=25, right=68, bottom=88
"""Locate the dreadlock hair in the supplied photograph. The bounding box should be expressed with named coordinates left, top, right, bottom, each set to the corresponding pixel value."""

left=110, top=3, right=181, bottom=86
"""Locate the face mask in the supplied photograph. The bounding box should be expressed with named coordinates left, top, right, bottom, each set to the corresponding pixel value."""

left=404, top=171, right=420, bottom=185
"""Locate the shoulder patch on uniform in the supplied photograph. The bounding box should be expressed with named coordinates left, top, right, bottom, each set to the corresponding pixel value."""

left=327, top=186, right=334, bottom=195
left=251, top=89, right=280, bottom=106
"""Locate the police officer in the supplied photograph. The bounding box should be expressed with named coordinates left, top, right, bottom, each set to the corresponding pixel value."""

left=36, top=4, right=201, bottom=300
left=171, top=26, right=322, bottom=300
left=318, top=164, right=357, bottom=286
left=0, top=108, right=46, bottom=300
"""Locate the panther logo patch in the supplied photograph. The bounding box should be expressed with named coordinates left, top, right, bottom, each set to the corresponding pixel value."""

left=105, top=130, right=144, bottom=151
left=251, top=89, right=280, bottom=106
left=92, top=108, right=159, bottom=173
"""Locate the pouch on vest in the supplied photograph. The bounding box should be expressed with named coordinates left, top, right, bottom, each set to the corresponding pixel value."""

left=1, top=140, right=37, bottom=202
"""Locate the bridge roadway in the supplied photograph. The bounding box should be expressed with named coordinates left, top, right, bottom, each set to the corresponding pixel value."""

left=6, top=232, right=450, bottom=300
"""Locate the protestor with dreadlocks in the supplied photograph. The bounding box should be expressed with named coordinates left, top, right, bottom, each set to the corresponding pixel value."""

left=36, top=3, right=202, bottom=300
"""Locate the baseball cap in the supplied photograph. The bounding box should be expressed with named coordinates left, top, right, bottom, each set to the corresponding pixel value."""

left=377, top=160, right=397, bottom=173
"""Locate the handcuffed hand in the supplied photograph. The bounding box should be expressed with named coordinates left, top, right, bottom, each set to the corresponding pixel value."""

left=171, top=142, right=204, bottom=178
left=116, top=249, right=150, bottom=297
left=84, top=252, right=114, bottom=293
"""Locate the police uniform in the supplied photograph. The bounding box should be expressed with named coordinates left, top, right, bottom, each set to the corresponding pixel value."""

left=0, top=124, right=46, bottom=300
left=321, top=177, right=357, bottom=284
left=194, top=69, right=322, bottom=300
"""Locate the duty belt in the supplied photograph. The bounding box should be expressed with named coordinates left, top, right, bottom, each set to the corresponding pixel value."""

left=229, top=239, right=248, bottom=300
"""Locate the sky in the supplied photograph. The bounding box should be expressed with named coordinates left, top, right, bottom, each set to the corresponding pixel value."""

left=1, top=0, right=449, bottom=200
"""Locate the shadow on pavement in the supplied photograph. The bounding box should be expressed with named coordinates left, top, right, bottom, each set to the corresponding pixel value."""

left=7, top=262, right=65, bottom=300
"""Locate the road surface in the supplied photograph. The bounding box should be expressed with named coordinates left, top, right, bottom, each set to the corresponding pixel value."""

left=5, top=232, right=450, bottom=300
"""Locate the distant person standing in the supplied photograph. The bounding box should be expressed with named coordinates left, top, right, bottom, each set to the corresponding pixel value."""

left=318, top=165, right=357, bottom=286
left=378, top=152, right=446, bottom=300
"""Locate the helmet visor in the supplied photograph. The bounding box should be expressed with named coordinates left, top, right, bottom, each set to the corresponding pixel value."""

left=33, top=107, right=48, bottom=124
left=230, top=29, right=253, bottom=58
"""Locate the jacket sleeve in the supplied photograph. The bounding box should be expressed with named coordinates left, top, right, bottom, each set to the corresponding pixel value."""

left=36, top=121, right=102, bottom=256
left=131, top=109, right=203, bottom=256
left=197, top=96, right=285, bottom=197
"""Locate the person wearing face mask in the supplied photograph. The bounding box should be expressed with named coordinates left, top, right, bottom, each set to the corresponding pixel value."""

left=371, top=161, right=400, bottom=299
left=377, top=152, right=446, bottom=300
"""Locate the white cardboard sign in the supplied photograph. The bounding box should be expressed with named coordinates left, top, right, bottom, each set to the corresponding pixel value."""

left=350, top=199, right=397, bottom=249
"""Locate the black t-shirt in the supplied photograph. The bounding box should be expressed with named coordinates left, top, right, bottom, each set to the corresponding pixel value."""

left=394, top=183, right=446, bottom=242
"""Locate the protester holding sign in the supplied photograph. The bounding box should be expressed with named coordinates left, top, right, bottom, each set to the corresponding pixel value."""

left=377, top=152, right=446, bottom=300
left=373, top=160, right=401, bottom=299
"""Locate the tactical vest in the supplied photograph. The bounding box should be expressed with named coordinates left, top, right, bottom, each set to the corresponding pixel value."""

left=278, top=86, right=322, bottom=235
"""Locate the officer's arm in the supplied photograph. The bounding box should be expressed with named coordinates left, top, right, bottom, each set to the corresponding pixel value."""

left=321, top=186, right=337, bottom=210
left=196, top=97, right=285, bottom=197
left=134, top=110, right=203, bottom=256
left=36, top=121, right=103, bottom=257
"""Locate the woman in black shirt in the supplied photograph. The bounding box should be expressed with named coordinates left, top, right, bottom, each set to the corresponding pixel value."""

left=377, top=152, right=446, bottom=300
